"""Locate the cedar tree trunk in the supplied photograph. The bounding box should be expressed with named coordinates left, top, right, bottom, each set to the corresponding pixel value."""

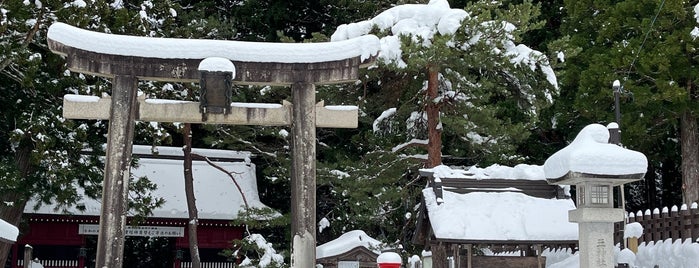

left=681, top=110, right=699, bottom=205
left=183, top=123, right=201, bottom=268
left=426, top=67, right=442, bottom=168
left=0, top=145, right=34, bottom=265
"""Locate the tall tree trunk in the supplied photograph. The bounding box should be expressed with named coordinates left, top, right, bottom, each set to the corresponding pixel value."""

left=681, top=110, right=699, bottom=205
left=426, top=67, right=442, bottom=168
left=182, top=123, right=201, bottom=268
left=0, top=144, right=35, bottom=265
left=0, top=194, right=27, bottom=266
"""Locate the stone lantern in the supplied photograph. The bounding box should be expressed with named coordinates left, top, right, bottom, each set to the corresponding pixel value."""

left=544, top=123, right=647, bottom=268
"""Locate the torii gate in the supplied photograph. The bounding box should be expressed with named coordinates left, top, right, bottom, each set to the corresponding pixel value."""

left=47, top=22, right=379, bottom=267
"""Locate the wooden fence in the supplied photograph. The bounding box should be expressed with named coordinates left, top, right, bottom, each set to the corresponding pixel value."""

left=18, top=259, right=78, bottom=268
left=614, top=203, right=699, bottom=245
left=180, top=262, right=235, bottom=268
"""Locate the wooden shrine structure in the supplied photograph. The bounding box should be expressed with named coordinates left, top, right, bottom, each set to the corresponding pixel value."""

left=413, top=168, right=578, bottom=268
left=47, top=22, right=379, bottom=267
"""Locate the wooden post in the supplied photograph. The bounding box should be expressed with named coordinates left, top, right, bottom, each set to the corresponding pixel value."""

left=535, top=244, right=544, bottom=268
left=95, top=75, right=139, bottom=268
left=290, top=82, right=317, bottom=267
left=432, top=244, right=447, bottom=268
left=692, top=205, right=699, bottom=242
left=78, top=247, right=86, bottom=268
left=23, top=245, right=32, bottom=268
left=465, top=244, right=472, bottom=268
left=626, top=237, right=638, bottom=253
left=451, top=244, right=460, bottom=268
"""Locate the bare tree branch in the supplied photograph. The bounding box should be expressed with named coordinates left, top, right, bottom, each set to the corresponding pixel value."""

left=190, top=152, right=250, bottom=209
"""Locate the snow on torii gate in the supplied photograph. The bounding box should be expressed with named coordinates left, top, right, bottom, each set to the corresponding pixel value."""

left=47, top=22, right=379, bottom=268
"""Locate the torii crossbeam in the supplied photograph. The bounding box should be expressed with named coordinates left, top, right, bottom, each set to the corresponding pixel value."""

left=47, top=22, right=379, bottom=267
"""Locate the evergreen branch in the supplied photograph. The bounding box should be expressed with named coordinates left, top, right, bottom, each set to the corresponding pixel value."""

left=391, top=139, right=428, bottom=153
left=0, top=6, right=43, bottom=74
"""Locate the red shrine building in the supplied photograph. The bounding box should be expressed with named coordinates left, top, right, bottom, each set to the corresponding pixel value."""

left=13, top=145, right=272, bottom=268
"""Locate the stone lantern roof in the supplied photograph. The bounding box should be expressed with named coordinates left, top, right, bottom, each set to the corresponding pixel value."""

left=544, top=123, right=647, bottom=185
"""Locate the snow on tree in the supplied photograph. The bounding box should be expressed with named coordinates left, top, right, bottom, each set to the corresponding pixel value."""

left=332, top=0, right=558, bottom=167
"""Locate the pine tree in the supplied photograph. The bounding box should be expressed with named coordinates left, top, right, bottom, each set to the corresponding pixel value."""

left=555, top=0, right=699, bottom=207
left=323, top=0, right=560, bottom=263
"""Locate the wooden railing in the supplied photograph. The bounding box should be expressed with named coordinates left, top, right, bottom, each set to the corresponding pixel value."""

left=614, top=203, right=699, bottom=245
left=429, top=177, right=567, bottom=201
left=18, top=259, right=78, bottom=268
left=180, top=262, right=235, bottom=268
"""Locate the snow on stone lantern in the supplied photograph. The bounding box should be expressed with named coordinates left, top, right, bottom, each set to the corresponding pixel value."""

left=544, top=123, right=647, bottom=268
left=198, top=57, right=235, bottom=119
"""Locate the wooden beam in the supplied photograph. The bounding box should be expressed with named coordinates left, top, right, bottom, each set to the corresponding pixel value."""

left=49, top=40, right=365, bottom=86
left=62, top=95, right=358, bottom=128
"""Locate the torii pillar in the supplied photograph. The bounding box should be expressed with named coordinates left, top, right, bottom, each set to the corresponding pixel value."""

left=47, top=22, right=378, bottom=267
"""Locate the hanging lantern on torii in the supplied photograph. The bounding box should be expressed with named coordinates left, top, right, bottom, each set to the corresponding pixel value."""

left=198, top=57, right=235, bottom=120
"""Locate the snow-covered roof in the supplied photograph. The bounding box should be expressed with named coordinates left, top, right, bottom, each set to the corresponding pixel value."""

left=544, top=123, right=647, bottom=183
left=423, top=188, right=578, bottom=242
left=0, top=219, right=18, bottom=243
left=316, top=230, right=382, bottom=259
left=48, top=22, right=380, bottom=63
left=421, top=164, right=546, bottom=181
left=24, top=145, right=270, bottom=220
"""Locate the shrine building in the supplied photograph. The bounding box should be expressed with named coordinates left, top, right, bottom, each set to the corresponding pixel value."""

left=13, top=145, right=272, bottom=268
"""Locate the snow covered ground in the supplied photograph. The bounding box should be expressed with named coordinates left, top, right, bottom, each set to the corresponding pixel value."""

left=542, top=238, right=699, bottom=268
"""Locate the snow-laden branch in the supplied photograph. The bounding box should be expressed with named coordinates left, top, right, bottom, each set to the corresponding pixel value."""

left=392, top=139, right=429, bottom=153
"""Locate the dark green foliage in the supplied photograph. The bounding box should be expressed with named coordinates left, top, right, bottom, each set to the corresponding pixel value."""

left=534, top=0, right=699, bottom=209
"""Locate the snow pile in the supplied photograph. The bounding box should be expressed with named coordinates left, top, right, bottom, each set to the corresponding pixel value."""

left=617, top=248, right=636, bottom=266
left=421, top=164, right=546, bottom=180
left=48, top=22, right=380, bottom=63
left=466, top=164, right=545, bottom=180
left=548, top=240, right=699, bottom=268
left=373, top=108, right=397, bottom=133
left=635, top=239, right=699, bottom=268
left=377, top=252, right=402, bottom=263
left=316, top=230, right=383, bottom=259
left=423, top=189, right=577, bottom=241
left=691, top=4, right=699, bottom=39
left=198, top=57, right=236, bottom=73
left=624, top=222, right=643, bottom=239
left=318, top=217, right=330, bottom=233
left=423, top=165, right=472, bottom=179
left=543, top=123, right=647, bottom=180
left=239, top=234, right=284, bottom=267
left=541, top=248, right=575, bottom=267
left=545, top=220, right=699, bottom=268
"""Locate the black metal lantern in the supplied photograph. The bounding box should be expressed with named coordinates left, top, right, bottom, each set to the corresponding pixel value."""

left=198, top=57, right=235, bottom=121
left=199, top=71, right=233, bottom=115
